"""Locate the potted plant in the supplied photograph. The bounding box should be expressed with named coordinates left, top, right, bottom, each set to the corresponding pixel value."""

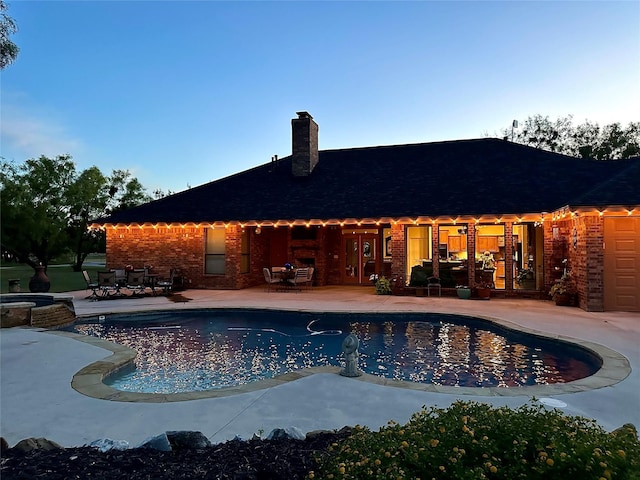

left=391, top=275, right=405, bottom=295
left=549, top=273, right=577, bottom=306
left=375, top=276, right=392, bottom=295
left=456, top=285, right=472, bottom=299
left=475, top=278, right=492, bottom=300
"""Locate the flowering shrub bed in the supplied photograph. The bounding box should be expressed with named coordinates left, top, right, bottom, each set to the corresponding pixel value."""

left=310, top=401, right=640, bottom=480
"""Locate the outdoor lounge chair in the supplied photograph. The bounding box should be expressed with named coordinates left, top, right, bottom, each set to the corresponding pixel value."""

left=82, top=270, right=100, bottom=301
left=263, top=267, right=280, bottom=292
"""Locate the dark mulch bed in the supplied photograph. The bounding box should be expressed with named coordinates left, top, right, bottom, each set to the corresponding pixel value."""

left=0, top=430, right=351, bottom=480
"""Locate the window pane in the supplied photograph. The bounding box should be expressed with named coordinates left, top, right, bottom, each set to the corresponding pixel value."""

left=513, top=222, right=543, bottom=290
left=206, top=228, right=225, bottom=255
left=406, top=226, right=432, bottom=278
left=240, top=254, right=249, bottom=274
left=205, top=254, right=225, bottom=275
left=475, top=224, right=504, bottom=290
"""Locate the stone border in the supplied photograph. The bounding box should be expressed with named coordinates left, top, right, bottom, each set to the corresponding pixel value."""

left=59, top=311, right=632, bottom=403
left=1, top=293, right=76, bottom=329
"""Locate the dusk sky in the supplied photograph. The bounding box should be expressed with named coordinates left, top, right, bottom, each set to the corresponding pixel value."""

left=2, top=1, right=638, bottom=194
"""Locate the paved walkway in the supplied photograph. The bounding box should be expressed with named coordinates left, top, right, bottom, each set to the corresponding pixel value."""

left=1, top=287, right=638, bottom=447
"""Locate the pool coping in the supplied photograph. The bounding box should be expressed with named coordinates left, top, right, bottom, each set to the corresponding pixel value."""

left=58, top=308, right=632, bottom=403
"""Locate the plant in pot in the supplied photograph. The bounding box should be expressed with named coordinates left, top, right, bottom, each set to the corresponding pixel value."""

left=475, top=278, right=492, bottom=300
left=549, top=273, right=577, bottom=306
left=391, top=275, right=405, bottom=295
left=456, top=284, right=472, bottom=299
left=375, top=276, right=392, bottom=295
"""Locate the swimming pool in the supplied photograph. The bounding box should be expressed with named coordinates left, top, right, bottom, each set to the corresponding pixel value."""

left=72, top=309, right=601, bottom=394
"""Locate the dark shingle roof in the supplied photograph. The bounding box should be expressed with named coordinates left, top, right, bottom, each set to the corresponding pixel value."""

left=96, top=138, right=640, bottom=224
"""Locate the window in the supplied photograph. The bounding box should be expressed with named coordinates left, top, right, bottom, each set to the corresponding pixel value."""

left=475, top=224, right=505, bottom=290
left=205, top=227, right=226, bottom=274
left=406, top=226, right=432, bottom=277
left=512, top=222, right=543, bottom=290
left=240, top=230, right=250, bottom=274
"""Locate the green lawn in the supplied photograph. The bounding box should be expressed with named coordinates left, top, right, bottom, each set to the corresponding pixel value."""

left=0, top=254, right=106, bottom=294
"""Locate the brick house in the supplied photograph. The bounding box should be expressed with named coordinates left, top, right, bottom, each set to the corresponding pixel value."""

left=93, top=112, right=640, bottom=311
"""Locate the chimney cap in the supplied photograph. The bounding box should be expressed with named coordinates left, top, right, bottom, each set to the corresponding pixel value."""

left=296, top=111, right=313, bottom=119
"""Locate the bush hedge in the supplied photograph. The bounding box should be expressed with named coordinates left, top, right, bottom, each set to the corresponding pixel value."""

left=310, top=400, right=640, bottom=480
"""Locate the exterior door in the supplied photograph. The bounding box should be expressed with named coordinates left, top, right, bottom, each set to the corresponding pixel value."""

left=604, top=217, right=640, bottom=311
left=343, top=234, right=378, bottom=284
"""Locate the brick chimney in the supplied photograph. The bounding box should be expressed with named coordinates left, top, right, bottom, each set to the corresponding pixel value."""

left=291, top=111, right=319, bottom=177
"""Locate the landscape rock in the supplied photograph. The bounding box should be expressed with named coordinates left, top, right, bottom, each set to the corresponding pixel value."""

left=12, top=437, right=63, bottom=452
left=136, top=433, right=172, bottom=451
left=266, top=426, right=305, bottom=441
left=88, top=438, right=130, bottom=452
left=0, top=428, right=354, bottom=480
left=166, top=430, right=212, bottom=450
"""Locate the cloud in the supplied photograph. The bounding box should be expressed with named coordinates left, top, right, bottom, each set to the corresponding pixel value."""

left=0, top=103, right=82, bottom=161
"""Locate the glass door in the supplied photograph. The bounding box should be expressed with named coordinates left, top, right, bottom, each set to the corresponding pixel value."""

left=343, top=233, right=378, bottom=284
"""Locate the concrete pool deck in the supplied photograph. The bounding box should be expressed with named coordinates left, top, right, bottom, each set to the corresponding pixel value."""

left=1, top=286, right=638, bottom=447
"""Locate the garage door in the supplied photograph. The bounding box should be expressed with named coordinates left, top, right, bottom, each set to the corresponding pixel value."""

left=604, top=217, right=640, bottom=311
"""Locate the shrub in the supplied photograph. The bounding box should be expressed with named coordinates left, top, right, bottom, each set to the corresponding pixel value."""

left=310, top=401, right=640, bottom=479
left=375, top=276, right=392, bottom=295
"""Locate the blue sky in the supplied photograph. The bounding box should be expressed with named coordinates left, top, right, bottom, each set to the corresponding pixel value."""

left=2, top=1, right=639, bottom=194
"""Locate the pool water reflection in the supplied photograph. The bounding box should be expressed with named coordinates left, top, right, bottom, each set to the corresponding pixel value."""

left=71, top=310, right=601, bottom=394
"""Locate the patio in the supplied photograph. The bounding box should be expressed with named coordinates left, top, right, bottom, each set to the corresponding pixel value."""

left=1, top=286, right=638, bottom=448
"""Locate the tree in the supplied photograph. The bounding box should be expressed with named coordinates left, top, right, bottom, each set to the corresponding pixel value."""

left=1, top=155, right=76, bottom=270
left=504, top=115, right=640, bottom=160
left=0, top=0, right=19, bottom=69
left=0, top=155, right=151, bottom=272
left=107, top=169, right=152, bottom=213
left=66, top=166, right=110, bottom=271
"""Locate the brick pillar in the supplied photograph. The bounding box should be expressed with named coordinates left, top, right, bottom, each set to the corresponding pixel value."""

left=467, top=223, right=476, bottom=287
left=390, top=224, right=406, bottom=279
left=432, top=224, right=439, bottom=279
left=504, top=222, right=514, bottom=291
left=582, top=215, right=605, bottom=311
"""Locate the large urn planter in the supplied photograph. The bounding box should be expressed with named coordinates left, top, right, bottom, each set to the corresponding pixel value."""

left=554, top=293, right=572, bottom=306
left=29, top=265, right=51, bottom=293
left=456, top=287, right=472, bottom=299
left=476, top=287, right=491, bottom=300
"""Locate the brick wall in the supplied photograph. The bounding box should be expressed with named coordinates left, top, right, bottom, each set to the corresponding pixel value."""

left=582, top=216, right=605, bottom=311
left=107, top=225, right=258, bottom=289
left=542, top=214, right=605, bottom=311
left=390, top=224, right=405, bottom=279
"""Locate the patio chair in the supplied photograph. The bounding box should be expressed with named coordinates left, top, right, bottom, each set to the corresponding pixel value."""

left=263, top=267, right=280, bottom=292
left=126, top=270, right=147, bottom=296
left=82, top=270, right=100, bottom=301
left=113, top=269, right=126, bottom=285
left=156, top=269, right=176, bottom=295
left=287, top=268, right=309, bottom=292
left=306, top=267, right=315, bottom=288
left=97, top=271, right=118, bottom=297
left=427, top=276, right=441, bottom=297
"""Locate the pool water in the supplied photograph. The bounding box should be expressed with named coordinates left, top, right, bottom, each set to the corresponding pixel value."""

left=72, top=310, right=601, bottom=394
